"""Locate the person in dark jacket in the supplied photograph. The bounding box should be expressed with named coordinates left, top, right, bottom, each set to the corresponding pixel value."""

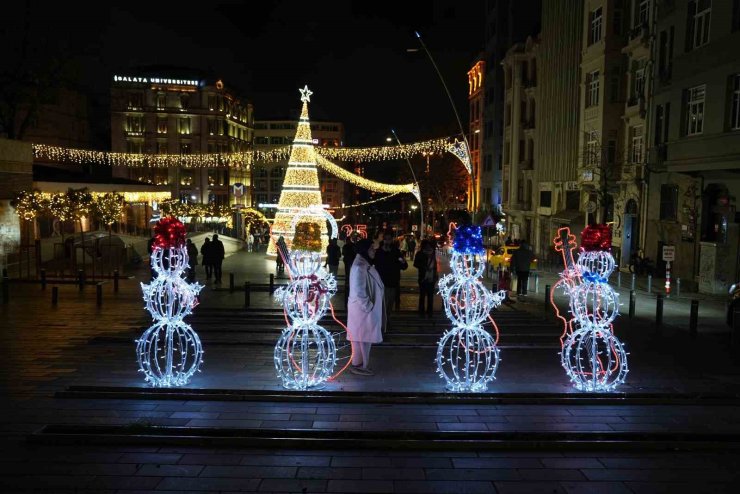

left=342, top=234, right=357, bottom=295
left=186, top=239, right=198, bottom=282
left=510, top=241, right=535, bottom=297
left=200, top=237, right=213, bottom=281
left=413, top=240, right=438, bottom=317
left=211, top=234, right=225, bottom=284
left=374, top=231, right=408, bottom=332
left=326, top=238, right=341, bottom=277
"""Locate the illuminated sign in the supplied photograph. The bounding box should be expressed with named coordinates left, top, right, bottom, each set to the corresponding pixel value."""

left=113, top=75, right=200, bottom=86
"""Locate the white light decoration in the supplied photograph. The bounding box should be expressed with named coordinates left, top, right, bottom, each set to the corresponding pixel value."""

left=447, top=138, right=472, bottom=175
left=436, top=225, right=506, bottom=392
left=273, top=243, right=338, bottom=390
left=137, top=217, right=203, bottom=387
left=560, top=247, right=629, bottom=392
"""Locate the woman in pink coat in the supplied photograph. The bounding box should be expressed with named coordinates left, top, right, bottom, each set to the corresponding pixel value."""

left=347, top=238, right=385, bottom=376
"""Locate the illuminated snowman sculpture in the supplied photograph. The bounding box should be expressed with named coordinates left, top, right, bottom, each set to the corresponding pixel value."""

left=274, top=221, right=337, bottom=390
left=137, top=217, right=204, bottom=387
left=436, top=225, right=507, bottom=392
left=561, top=231, right=629, bottom=392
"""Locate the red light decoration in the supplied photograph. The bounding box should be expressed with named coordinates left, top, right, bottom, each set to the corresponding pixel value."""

left=153, top=216, right=187, bottom=250
left=580, top=224, right=612, bottom=251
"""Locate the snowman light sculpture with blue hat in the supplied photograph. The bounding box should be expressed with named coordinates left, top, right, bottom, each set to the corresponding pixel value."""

left=436, top=224, right=507, bottom=392
left=561, top=225, right=628, bottom=391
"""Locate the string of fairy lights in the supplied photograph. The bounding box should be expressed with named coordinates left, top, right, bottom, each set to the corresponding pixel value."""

left=332, top=192, right=401, bottom=209
left=316, top=156, right=420, bottom=200
left=31, top=135, right=466, bottom=169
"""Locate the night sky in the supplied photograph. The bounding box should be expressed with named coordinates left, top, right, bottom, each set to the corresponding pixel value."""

left=12, top=1, right=484, bottom=146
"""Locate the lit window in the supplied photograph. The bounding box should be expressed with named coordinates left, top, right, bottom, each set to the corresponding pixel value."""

left=686, top=85, right=705, bottom=136
left=180, top=93, right=190, bottom=110
left=127, top=92, right=143, bottom=110
left=156, top=93, right=166, bottom=110
left=586, top=71, right=600, bottom=107
left=157, top=117, right=167, bottom=134
left=180, top=143, right=192, bottom=155
left=179, top=117, right=191, bottom=135
left=126, top=140, right=142, bottom=153
left=730, top=74, right=740, bottom=130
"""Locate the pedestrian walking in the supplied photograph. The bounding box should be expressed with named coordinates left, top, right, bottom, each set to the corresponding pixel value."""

left=400, top=236, right=408, bottom=259
left=246, top=231, right=253, bottom=252
left=374, top=230, right=407, bottom=332
left=186, top=238, right=198, bottom=282
left=511, top=241, right=535, bottom=297
left=200, top=237, right=213, bottom=281
left=407, top=236, right=416, bottom=259
left=347, top=239, right=384, bottom=376
left=211, top=234, right=225, bottom=284
left=414, top=240, right=438, bottom=317
left=326, top=238, right=341, bottom=277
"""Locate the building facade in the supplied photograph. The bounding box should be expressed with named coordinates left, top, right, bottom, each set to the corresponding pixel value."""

left=467, top=60, right=486, bottom=212
left=110, top=72, right=254, bottom=207
left=253, top=120, right=344, bottom=216
left=501, top=37, right=538, bottom=241
left=644, top=0, right=740, bottom=293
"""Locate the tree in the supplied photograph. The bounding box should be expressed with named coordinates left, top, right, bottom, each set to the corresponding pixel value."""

left=580, top=131, right=625, bottom=224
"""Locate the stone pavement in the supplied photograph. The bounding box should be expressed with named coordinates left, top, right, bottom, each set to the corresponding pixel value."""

left=2, top=265, right=740, bottom=492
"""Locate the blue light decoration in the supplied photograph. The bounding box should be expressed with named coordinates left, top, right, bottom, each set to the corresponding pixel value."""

left=137, top=217, right=204, bottom=387
left=560, top=241, right=629, bottom=392
left=273, top=232, right=338, bottom=390
left=437, top=224, right=507, bottom=392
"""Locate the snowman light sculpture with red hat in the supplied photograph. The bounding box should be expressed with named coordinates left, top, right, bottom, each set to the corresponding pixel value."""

left=136, top=217, right=204, bottom=387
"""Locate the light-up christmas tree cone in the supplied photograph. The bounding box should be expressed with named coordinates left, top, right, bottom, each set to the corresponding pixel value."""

left=136, top=217, right=204, bottom=387
left=560, top=224, right=628, bottom=392
left=436, top=225, right=507, bottom=392
left=268, top=85, right=328, bottom=256
left=273, top=221, right=337, bottom=390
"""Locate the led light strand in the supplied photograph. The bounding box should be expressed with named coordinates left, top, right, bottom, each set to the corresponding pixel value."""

left=436, top=225, right=507, bottom=392
left=333, top=192, right=401, bottom=209
left=316, top=155, right=421, bottom=201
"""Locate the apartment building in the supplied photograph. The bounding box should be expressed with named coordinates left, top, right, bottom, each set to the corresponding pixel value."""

left=467, top=60, right=486, bottom=211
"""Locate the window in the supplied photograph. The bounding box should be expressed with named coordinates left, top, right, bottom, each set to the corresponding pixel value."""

left=566, top=191, right=580, bottom=210
left=180, top=93, right=190, bottom=110
left=126, top=140, right=142, bottom=153
left=126, top=115, right=144, bottom=133
left=270, top=136, right=283, bottom=145
left=731, top=74, right=740, bottom=130
left=207, top=119, right=217, bottom=136
left=658, top=27, right=674, bottom=78
left=586, top=71, right=600, bottom=107
left=180, top=143, right=192, bottom=155
left=585, top=130, right=600, bottom=165
left=255, top=136, right=269, bottom=145
left=208, top=95, right=216, bottom=111
left=178, top=117, right=191, bottom=134
left=659, top=184, right=678, bottom=220
left=654, top=105, right=665, bottom=145
left=634, top=66, right=645, bottom=100
left=630, top=126, right=644, bottom=164
left=127, top=92, right=143, bottom=109
left=157, top=141, right=168, bottom=154
left=157, top=117, right=167, bottom=134
left=539, top=190, right=552, bottom=208
left=635, top=0, right=650, bottom=27
left=607, top=139, right=617, bottom=164
left=589, top=7, right=603, bottom=44
left=686, top=85, right=705, bottom=135
left=734, top=0, right=740, bottom=32
left=687, top=0, right=711, bottom=50
left=156, top=93, right=166, bottom=110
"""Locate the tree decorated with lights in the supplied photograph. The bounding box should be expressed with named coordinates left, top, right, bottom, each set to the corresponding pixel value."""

left=560, top=224, right=629, bottom=392
left=136, top=217, right=204, bottom=387
left=268, top=86, right=328, bottom=256
left=436, top=225, right=507, bottom=392
left=273, top=220, right=337, bottom=390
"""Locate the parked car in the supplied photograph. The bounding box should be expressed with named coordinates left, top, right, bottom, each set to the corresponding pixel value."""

left=728, top=282, right=740, bottom=327
left=488, top=244, right=538, bottom=270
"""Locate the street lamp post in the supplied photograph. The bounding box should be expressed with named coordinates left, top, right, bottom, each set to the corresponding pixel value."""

left=390, top=129, right=424, bottom=239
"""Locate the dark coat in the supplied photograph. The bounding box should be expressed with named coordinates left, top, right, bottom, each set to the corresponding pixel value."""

left=511, top=246, right=535, bottom=272
left=211, top=239, right=225, bottom=262
left=374, top=246, right=408, bottom=288
left=342, top=242, right=356, bottom=267
left=201, top=241, right=213, bottom=266
left=326, top=243, right=341, bottom=266
left=413, top=251, right=438, bottom=284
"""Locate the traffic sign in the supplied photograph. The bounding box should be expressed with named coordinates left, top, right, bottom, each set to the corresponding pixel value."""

left=662, top=245, right=675, bottom=262
left=412, top=225, right=418, bottom=231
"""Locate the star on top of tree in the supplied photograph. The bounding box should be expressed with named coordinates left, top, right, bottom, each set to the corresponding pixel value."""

left=299, top=85, right=313, bottom=103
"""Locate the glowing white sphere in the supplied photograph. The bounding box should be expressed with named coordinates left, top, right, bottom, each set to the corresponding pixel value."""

left=274, top=323, right=337, bottom=390
left=141, top=277, right=199, bottom=321
left=436, top=326, right=500, bottom=392
left=570, top=281, right=620, bottom=327
left=289, top=250, right=323, bottom=277
left=136, top=320, right=204, bottom=387
left=561, top=327, right=628, bottom=392
left=449, top=251, right=486, bottom=279
left=577, top=250, right=616, bottom=279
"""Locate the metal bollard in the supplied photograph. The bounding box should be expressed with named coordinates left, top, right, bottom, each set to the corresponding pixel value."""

left=51, top=286, right=58, bottom=305
left=269, top=273, right=275, bottom=294
left=229, top=273, right=235, bottom=293
left=656, top=294, right=664, bottom=327
left=676, top=278, right=681, bottom=298
left=617, top=271, right=621, bottom=288
left=629, top=290, right=635, bottom=318
left=544, top=285, right=551, bottom=314
left=244, top=281, right=251, bottom=308
left=78, top=270, right=85, bottom=291
left=631, top=273, right=636, bottom=291
left=40, top=269, right=47, bottom=290
left=689, top=300, right=699, bottom=339
left=113, top=270, right=119, bottom=293
left=1, top=275, right=9, bottom=304
left=534, top=273, right=539, bottom=294
left=647, top=275, right=652, bottom=294
left=96, top=283, right=103, bottom=306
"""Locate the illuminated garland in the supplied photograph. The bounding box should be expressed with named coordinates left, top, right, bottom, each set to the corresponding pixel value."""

left=333, top=192, right=401, bottom=209
left=316, top=155, right=421, bottom=201
left=315, top=137, right=451, bottom=162
left=96, top=193, right=125, bottom=225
